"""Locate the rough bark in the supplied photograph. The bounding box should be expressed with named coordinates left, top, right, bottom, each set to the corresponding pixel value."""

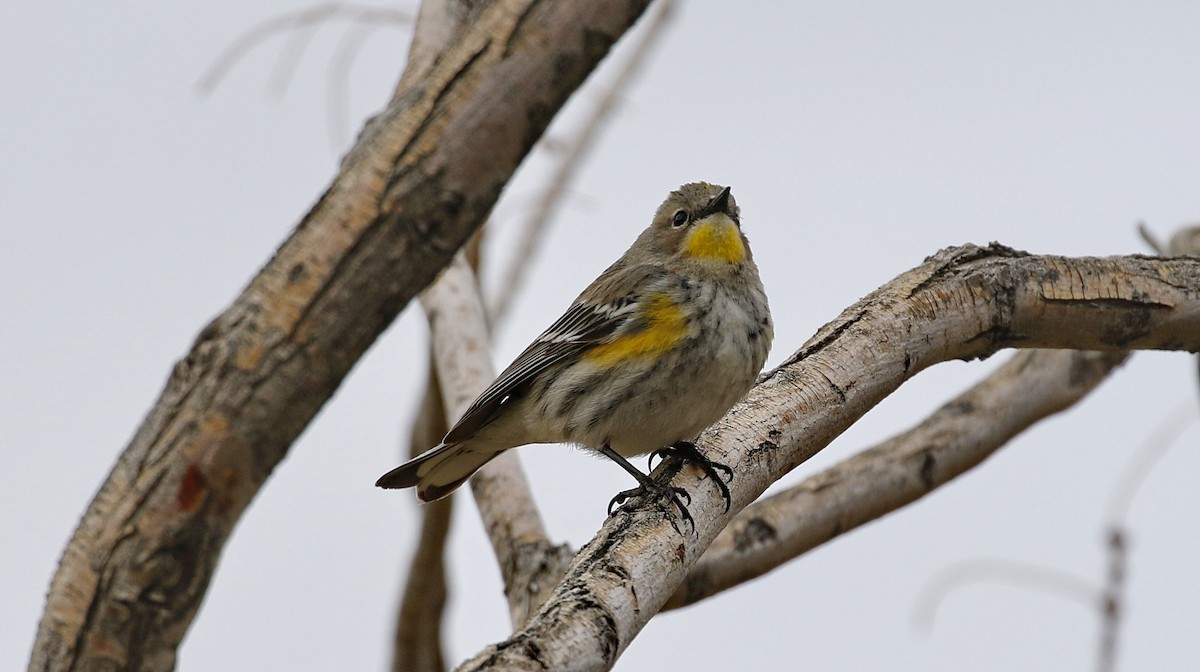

left=663, top=348, right=1128, bottom=609
left=392, top=0, right=673, bottom=657
left=28, top=2, right=651, bottom=670
left=455, top=246, right=1200, bottom=671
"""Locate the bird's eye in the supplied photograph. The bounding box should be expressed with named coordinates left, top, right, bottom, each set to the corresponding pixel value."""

left=671, top=210, right=689, bottom=228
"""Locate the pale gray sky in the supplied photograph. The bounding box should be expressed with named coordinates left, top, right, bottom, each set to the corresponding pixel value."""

left=4, top=2, right=1200, bottom=670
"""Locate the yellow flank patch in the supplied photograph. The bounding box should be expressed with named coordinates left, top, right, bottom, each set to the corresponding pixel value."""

left=585, top=293, right=686, bottom=367
left=684, top=214, right=745, bottom=263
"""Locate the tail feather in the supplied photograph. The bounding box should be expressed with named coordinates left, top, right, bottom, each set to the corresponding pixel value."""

left=376, top=443, right=502, bottom=502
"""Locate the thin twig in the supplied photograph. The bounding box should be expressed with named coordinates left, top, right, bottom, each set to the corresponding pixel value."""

left=392, top=359, right=452, bottom=672
left=1096, top=528, right=1126, bottom=672
left=1103, top=400, right=1196, bottom=524
left=1137, top=221, right=1166, bottom=255
left=198, top=4, right=339, bottom=95
left=1097, top=394, right=1198, bottom=672
left=911, top=558, right=1099, bottom=632
left=195, top=3, right=412, bottom=97
left=327, top=7, right=414, bottom=149
left=268, top=6, right=339, bottom=97
left=487, top=0, right=677, bottom=322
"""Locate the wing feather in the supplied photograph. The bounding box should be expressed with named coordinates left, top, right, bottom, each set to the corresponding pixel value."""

left=443, top=264, right=663, bottom=443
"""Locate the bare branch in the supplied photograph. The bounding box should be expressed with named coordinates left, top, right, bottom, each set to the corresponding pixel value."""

left=456, top=246, right=1200, bottom=671
left=388, top=7, right=480, bottom=667
left=419, top=253, right=573, bottom=627
left=268, top=5, right=336, bottom=97
left=390, top=2, right=678, bottom=640
left=898, top=225, right=1200, bottom=672
left=196, top=3, right=412, bottom=97
left=393, top=360, right=452, bottom=672
left=1096, top=528, right=1126, bottom=672
left=1106, top=225, right=1200, bottom=523
left=1103, top=400, right=1196, bottom=523
left=1138, top=221, right=1166, bottom=254
left=198, top=4, right=335, bottom=95
left=664, top=347, right=1127, bottom=610
left=324, top=7, right=416, bottom=149
left=31, top=2, right=653, bottom=669
left=911, top=558, right=1099, bottom=632
left=418, top=254, right=545, bottom=541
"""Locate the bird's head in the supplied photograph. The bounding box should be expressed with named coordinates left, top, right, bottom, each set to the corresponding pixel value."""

left=647, top=182, right=748, bottom=266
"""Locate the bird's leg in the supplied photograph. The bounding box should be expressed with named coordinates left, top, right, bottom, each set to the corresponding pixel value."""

left=601, top=444, right=694, bottom=530
left=648, top=440, right=733, bottom=513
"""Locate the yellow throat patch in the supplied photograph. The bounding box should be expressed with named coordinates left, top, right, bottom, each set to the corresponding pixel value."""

left=684, top=214, right=745, bottom=263
left=585, top=293, right=686, bottom=366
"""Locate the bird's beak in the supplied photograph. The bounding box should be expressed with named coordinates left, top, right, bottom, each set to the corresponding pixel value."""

left=700, top=186, right=732, bottom=218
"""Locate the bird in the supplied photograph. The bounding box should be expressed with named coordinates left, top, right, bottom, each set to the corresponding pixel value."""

left=377, top=182, right=772, bottom=520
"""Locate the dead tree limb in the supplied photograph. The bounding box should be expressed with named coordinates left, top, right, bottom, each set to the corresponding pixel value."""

left=455, top=245, right=1200, bottom=671
left=663, top=347, right=1127, bottom=610
left=28, top=2, right=652, bottom=670
left=419, top=253, right=574, bottom=628
left=388, top=5, right=481, bottom=669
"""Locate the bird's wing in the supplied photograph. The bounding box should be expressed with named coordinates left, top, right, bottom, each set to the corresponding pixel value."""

left=443, top=266, right=660, bottom=443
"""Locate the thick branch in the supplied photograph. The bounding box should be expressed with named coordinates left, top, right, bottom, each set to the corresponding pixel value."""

left=29, top=2, right=652, bottom=670
left=457, top=246, right=1200, bottom=671
left=663, top=348, right=1127, bottom=610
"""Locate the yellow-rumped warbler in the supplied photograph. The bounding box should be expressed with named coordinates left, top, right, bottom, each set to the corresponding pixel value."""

left=377, top=182, right=772, bottom=516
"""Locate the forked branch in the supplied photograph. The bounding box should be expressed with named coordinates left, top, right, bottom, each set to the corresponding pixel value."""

left=29, top=2, right=653, bottom=670
left=456, top=245, right=1200, bottom=671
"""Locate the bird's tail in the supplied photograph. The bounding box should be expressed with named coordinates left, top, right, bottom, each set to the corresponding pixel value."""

left=375, top=442, right=501, bottom=502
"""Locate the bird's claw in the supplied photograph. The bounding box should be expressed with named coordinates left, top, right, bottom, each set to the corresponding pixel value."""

left=608, top=482, right=695, bottom=532
left=648, top=441, right=734, bottom=513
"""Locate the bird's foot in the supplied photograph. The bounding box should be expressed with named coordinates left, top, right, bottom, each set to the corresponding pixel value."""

left=648, top=441, right=733, bottom=513
left=608, top=480, right=694, bottom=532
